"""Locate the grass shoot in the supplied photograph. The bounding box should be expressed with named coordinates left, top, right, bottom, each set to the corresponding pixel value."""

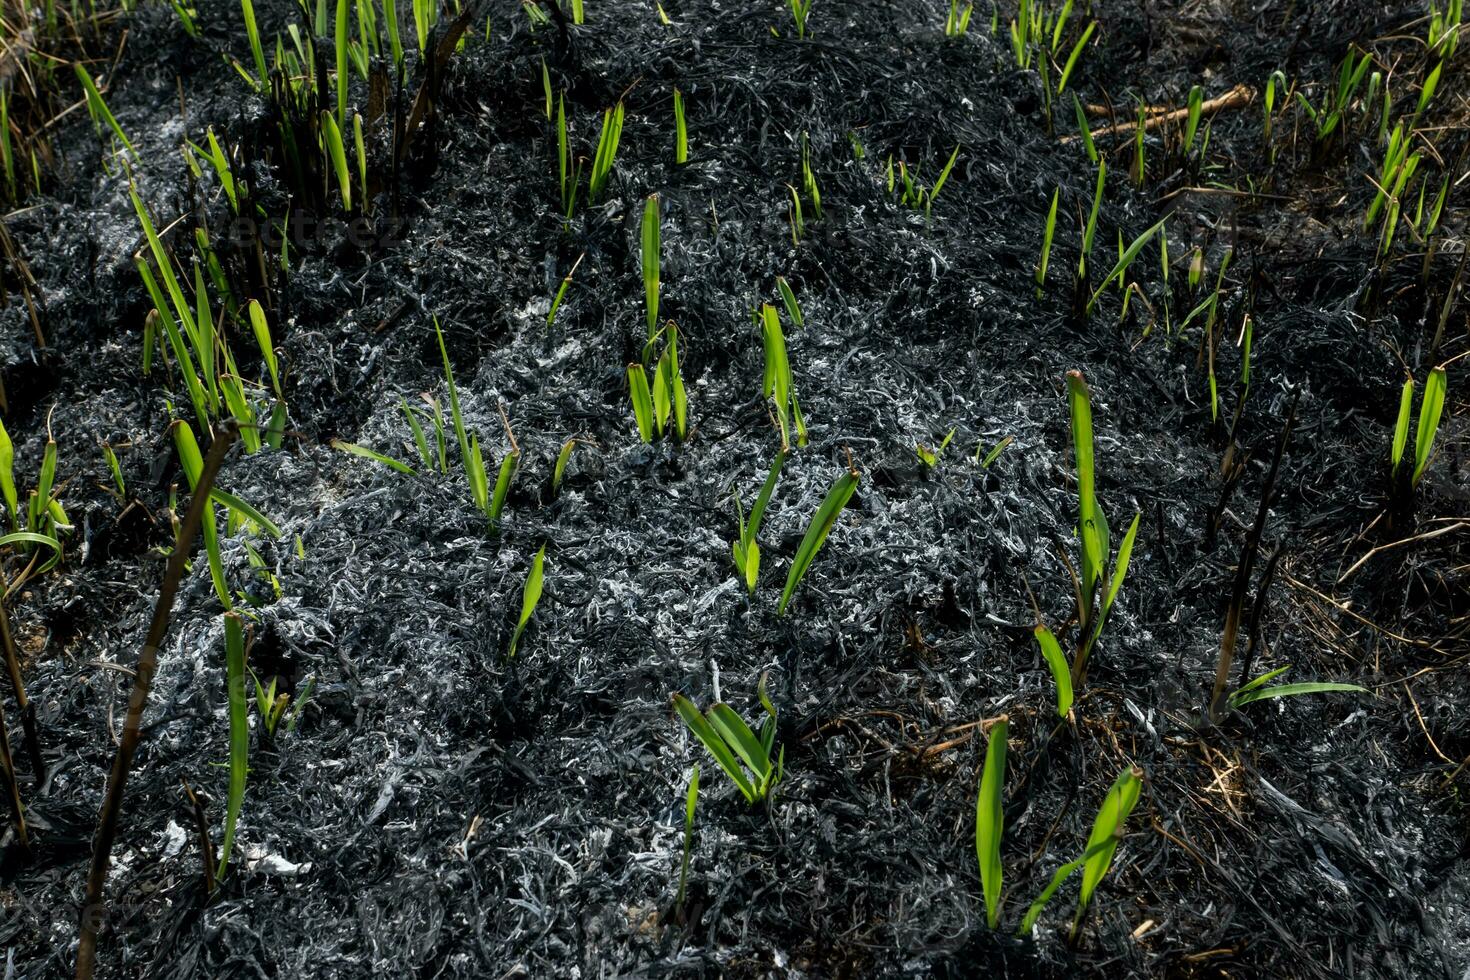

left=672, top=676, right=783, bottom=804
left=778, top=457, right=860, bottom=615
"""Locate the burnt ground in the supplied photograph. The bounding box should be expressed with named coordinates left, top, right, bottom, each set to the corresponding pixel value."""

left=0, top=0, right=1468, bottom=976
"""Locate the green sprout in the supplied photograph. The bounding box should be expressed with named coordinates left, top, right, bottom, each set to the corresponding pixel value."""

left=975, top=715, right=1007, bottom=929
left=778, top=457, right=860, bottom=615
left=731, top=450, right=787, bottom=593
left=587, top=101, right=625, bottom=202
left=672, top=675, right=783, bottom=804
left=1065, top=372, right=1141, bottom=682
left=507, top=544, right=546, bottom=657
left=760, top=304, right=807, bottom=449
left=642, top=194, right=661, bottom=340
left=1390, top=364, right=1448, bottom=499
left=945, top=0, right=974, bottom=36
left=673, top=88, right=688, bottom=164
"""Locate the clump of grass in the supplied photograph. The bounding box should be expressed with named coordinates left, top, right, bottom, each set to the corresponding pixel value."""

left=887, top=144, right=961, bottom=219
left=788, top=0, right=813, bottom=39
left=673, top=675, right=783, bottom=804
left=787, top=134, right=823, bottom=243
left=1294, top=46, right=1372, bottom=148
left=945, top=0, right=974, bottom=36
left=435, top=318, right=521, bottom=527
left=973, top=725, right=1147, bottom=938
left=0, top=417, right=68, bottom=569
left=1429, top=0, right=1463, bottom=58
left=587, top=101, right=625, bottom=203
left=915, top=428, right=956, bottom=468
left=77, top=423, right=240, bottom=980
left=1389, top=364, right=1447, bottom=509
left=628, top=323, right=689, bottom=442
left=133, top=186, right=288, bottom=448
left=173, top=421, right=282, bottom=608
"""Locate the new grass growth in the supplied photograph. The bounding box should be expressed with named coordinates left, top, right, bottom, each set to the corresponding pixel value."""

left=778, top=458, right=860, bottom=614
left=731, top=450, right=787, bottom=593
left=974, top=722, right=1146, bottom=937
left=673, top=675, right=783, bottom=804
left=1390, top=364, right=1447, bottom=505
left=507, top=544, right=546, bottom=657
left=1065, top=372, right=1141, bottom=682
left=760, top=304, right=807, bottom=449
left=628, top=324, right=688, bottom=442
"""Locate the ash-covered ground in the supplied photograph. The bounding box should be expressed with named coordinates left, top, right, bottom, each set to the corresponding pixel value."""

left=0, top=0, right=1467, bottom=977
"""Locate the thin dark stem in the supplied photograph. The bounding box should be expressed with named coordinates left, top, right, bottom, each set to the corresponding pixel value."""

left=0, top=595, right=44, bottom=782
left=1208, top=393, right=1297, bottom=723
left=76, top=422, right=238, bottom=980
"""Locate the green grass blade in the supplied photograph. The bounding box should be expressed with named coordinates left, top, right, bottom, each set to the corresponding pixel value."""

left=673, top=694, right=756, bottom=803
left=928, top=144, right=961, bottom=206
left=706, top=703, right=772, bottom=785
left=1034, top=625, right=1073, bottom=717
left=0, top=531, right=61, bottom=562
left=1087, top=216, right=1169, bottom=312
left=628, top=364, right=654, bottom=442
left=1072, top=95, right=1096, bottom=164
left=332, top=439, right=415, bottom=475
left=508, top=544, right=545, bottom=657
left=219, top=611, right=249, bottom=876
left=1036, top=188, right=1059, bottom=292
left=334, top=0, right=349, bottom=123
left=75, top=65, right=137, bottom=159
left=676, top=763, right=699, bottom=907
left=0, top=419, right=15, bottom=527
left=778, top=465, right=860, bottom=614
left=1017, top=837, right=1113, bottom=935
left=1067, top=371, right=1101, bottom=604
left=211, top=490, right=282, bottom=538
left=1073, top=765, right=1144, bottom=935
left=1412, top=365, right=1447, bottom=485
left=1229, top=681, right=1368, bottom=708
left=642, top=194, right=661, bottom=339
left=673, top=88, right=688, bottom=164
left=1232, top=665, right=1293, bottom=698
left=489, top=450, right=517, bottom=524
left=1098, top=511, right=1141, bottom=626
left=247, top=300, right=281, bottom=398
left=745, top=449, right=787, bottom=549
left=775, top=276, right=804, bottom=328
left=552, top=438, right=577, bottom=495
left=975, top=716, right=1008, bottom=928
